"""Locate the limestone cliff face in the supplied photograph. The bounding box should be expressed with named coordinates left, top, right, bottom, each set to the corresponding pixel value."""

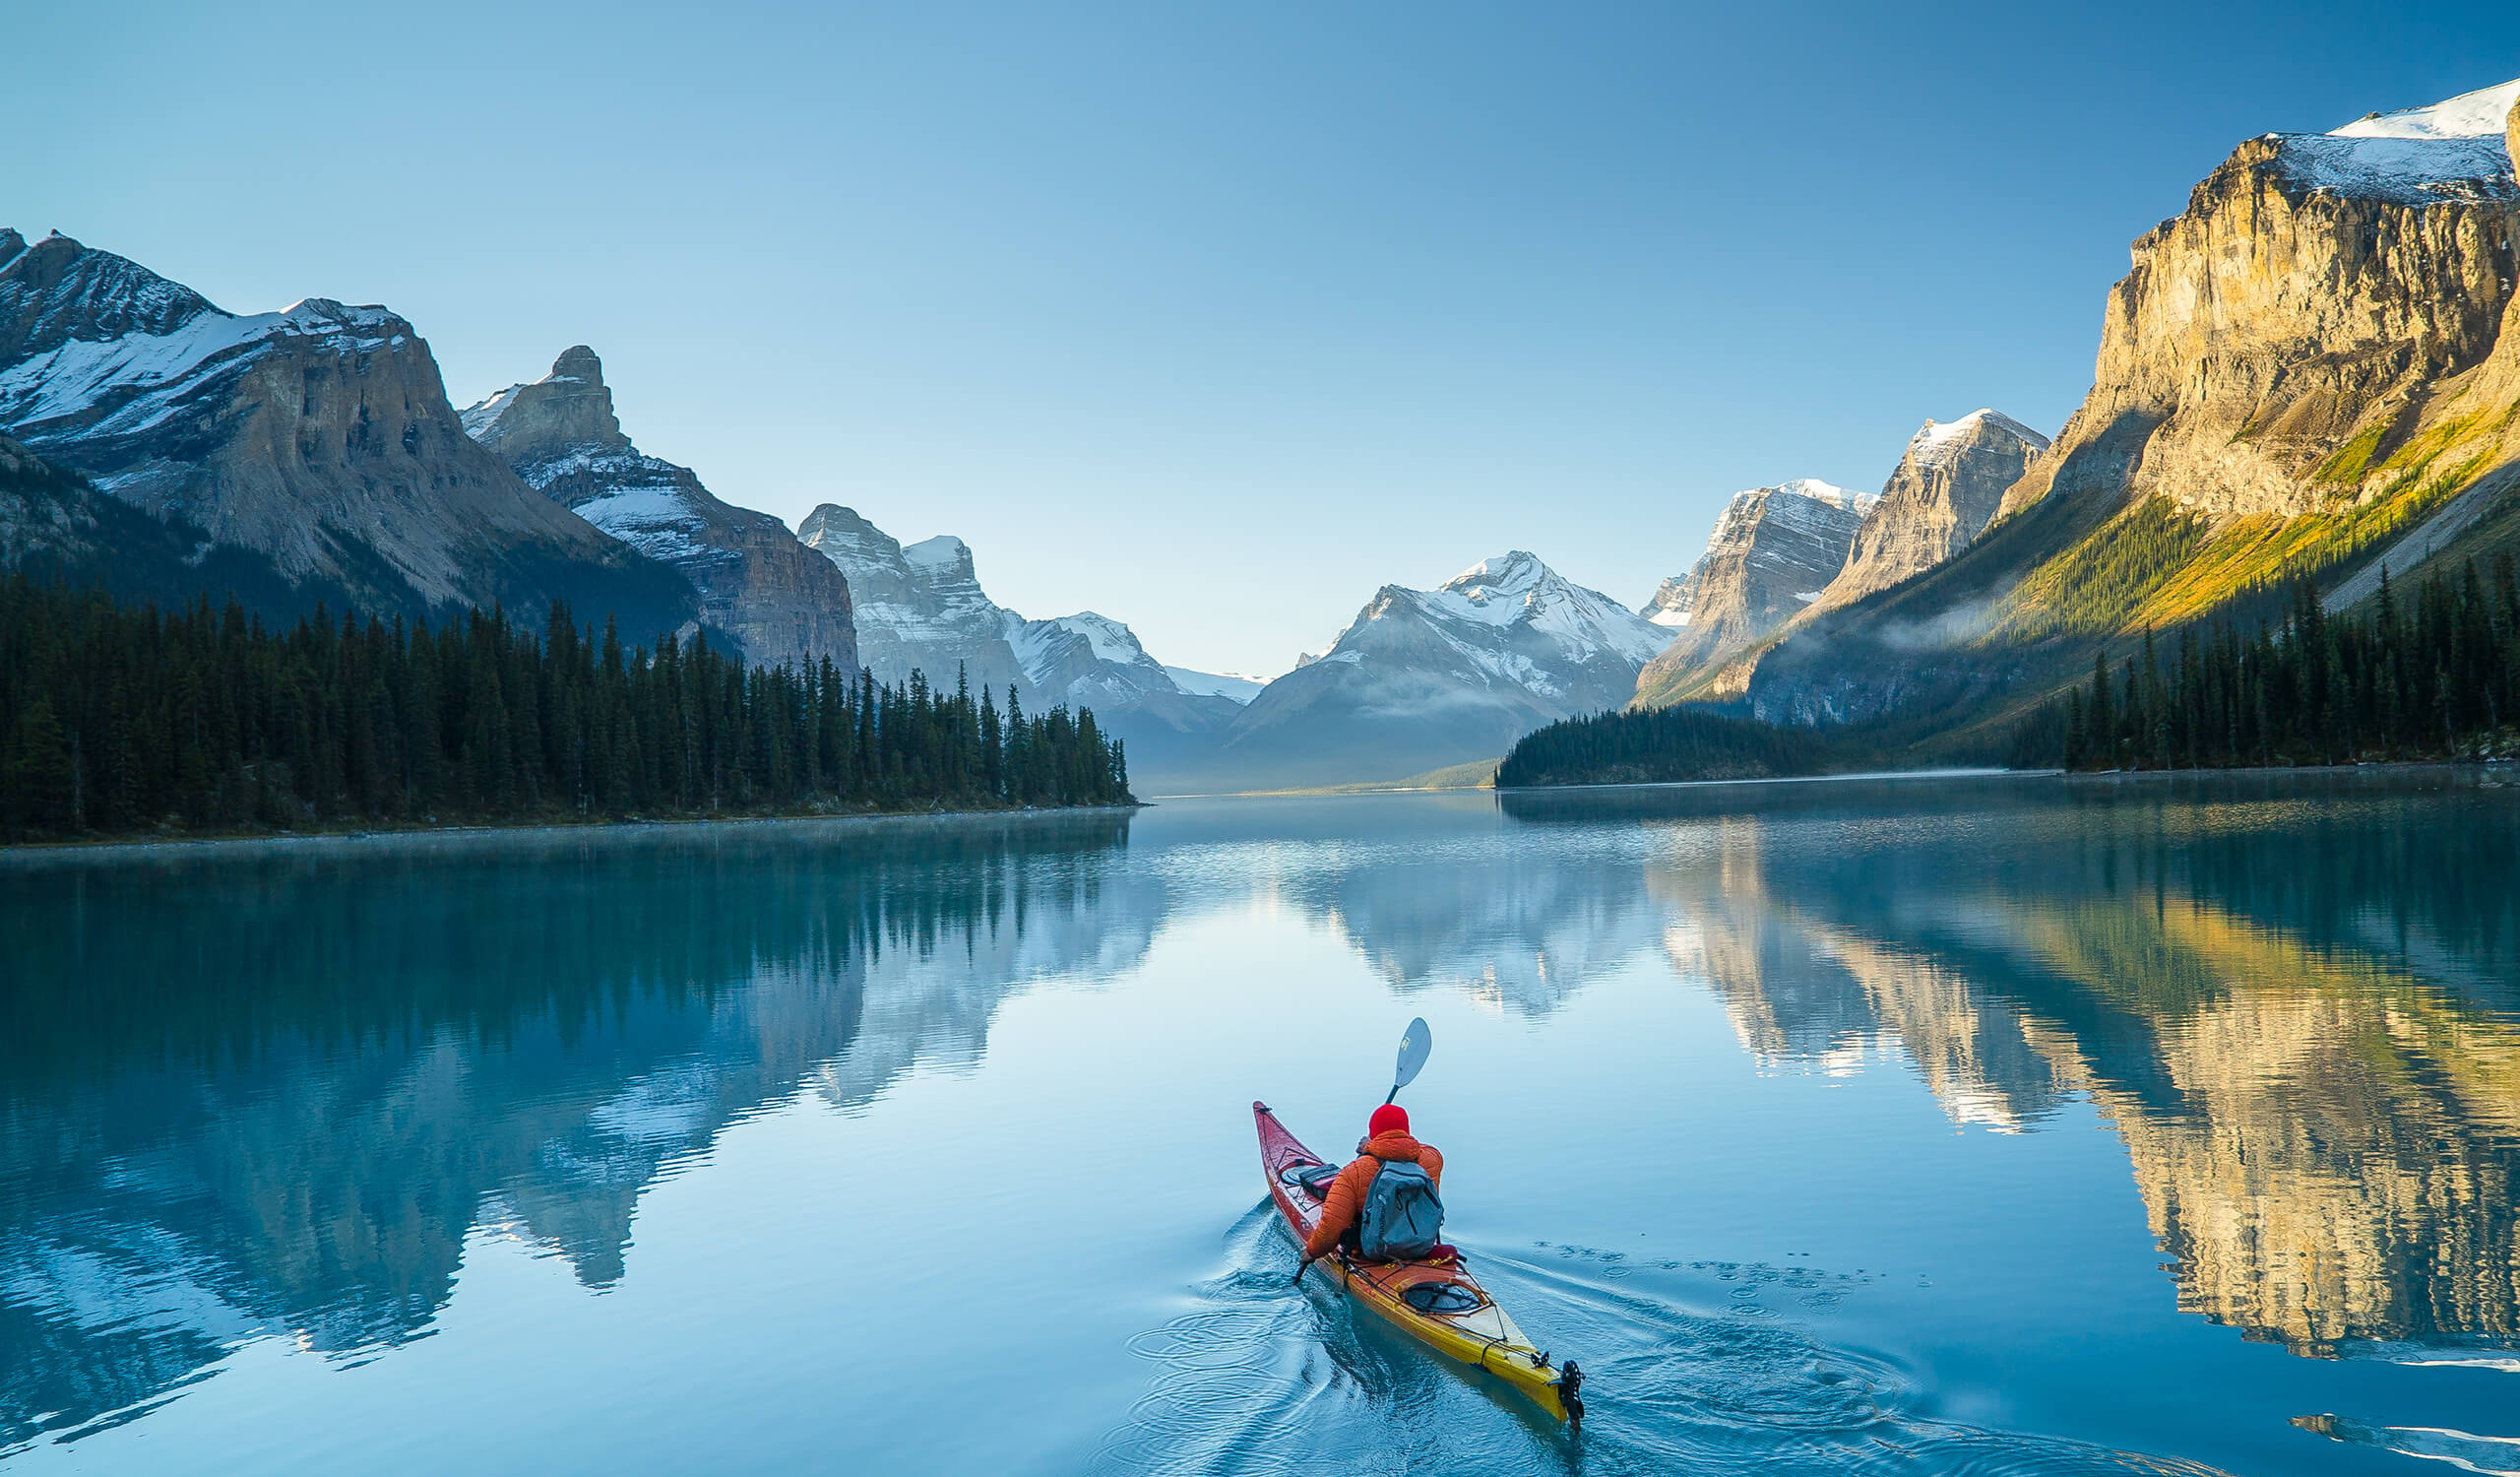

left=1813, top=411, right=2048, bottom=610
left=0, top=232, right=698, bottom=638
left=795, top=505, right=1027, bottom=693
left=0, top=430, right=313, bottom=610
left=2000, top=106, right=2520, bottom=527
left=1736, top=79, right=2520, bottom=728
left=1631, top=481, right=1871, bottom=708
left=464, top=349, right=856, bottom=671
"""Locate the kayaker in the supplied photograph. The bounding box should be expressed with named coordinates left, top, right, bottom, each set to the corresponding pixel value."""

left=1303, top=1103, right=1444, bottom=1261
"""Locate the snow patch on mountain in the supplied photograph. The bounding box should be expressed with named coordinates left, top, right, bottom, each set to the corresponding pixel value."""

left=798, top=505, right=1238, bottom=746
left=1163, top=667, right=1267, bottom=703
left=1202, top=549, right=1667, bottom=789
left=1, top=298, right=403, bottom=440
left=461, top=347, right=851, bottom=668
left=1909, top=410, right=2048, bottom=470
left=1302, top=551, right=1665, bottom=708
left=2272, top=76, right=2519, bottom=205
left=2331, top=78, right=2520, bottom=141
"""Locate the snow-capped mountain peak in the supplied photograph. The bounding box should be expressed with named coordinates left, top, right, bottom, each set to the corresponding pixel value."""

left=904, top=534, right=970, bottom=569
left=1205, top=549, right=1672, bottom=788
left=461, top=347, right=853, bottom=670
left=0, top=233, right=700, bottom=635
left=1908, top=410, right=2048, bottom=470
left=2330, top=78, right=2520, bottom=141
left=796, top=505, right=1243, bottom=769
left=2271, top=75, right=2519, bottom=204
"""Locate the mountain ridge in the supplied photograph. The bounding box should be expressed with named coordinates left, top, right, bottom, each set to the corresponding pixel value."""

left=1632, top=481, right=1873, bottom=708
left=0, top=230, right=698, bottom=638
left=1195, top=550, right=1668, bottom=791
left=796, top=503, right=1241, bottom=778
left=463, top=347, right=855, bottom=670
left=1719, top=77, right=2520, bottom=732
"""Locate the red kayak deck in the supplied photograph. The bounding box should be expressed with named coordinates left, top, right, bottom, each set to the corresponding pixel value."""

left=1254, top=1101, right=1581, bottom=1423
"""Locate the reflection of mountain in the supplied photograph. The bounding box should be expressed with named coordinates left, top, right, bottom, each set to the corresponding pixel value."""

left=1569, top=773, right=2520, bottom=1359
left=0, top=814, right=1150, bottom=1451
left=1316, top=828, right=1665, bottom=1016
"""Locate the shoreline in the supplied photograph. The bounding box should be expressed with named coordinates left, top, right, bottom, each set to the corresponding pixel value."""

left=1491, top=765, right=2040, bottom=796
left=0, top=801, right=1150, bottom=868
left=1491, top=755, right=2517, bottom=798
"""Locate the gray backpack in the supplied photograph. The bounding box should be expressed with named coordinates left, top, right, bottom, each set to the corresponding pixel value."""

left=1358, top=1157, right=1444, bottom=1260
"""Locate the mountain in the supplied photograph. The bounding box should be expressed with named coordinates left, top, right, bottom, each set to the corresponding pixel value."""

left=1631, top=481, right=1873, bottom=708
left=797, top=506, right=1026, bottom=690
left=462, top=348, right=854, bottom=670
left=1812, top=410, right=2048, bottom=610
left=794, top=504, right=1241, bottom=772
left=0, top=430, right=319, bottom=612
left=1726, top=77, right=2520, bottom=731
left=1162, top=667, right=1266, bottom=702
left=0, top=231, right=697, bottom=637
left=1202, top=551, right=1669, bottom=791
left=1639, top=573, right=1696, bottom=629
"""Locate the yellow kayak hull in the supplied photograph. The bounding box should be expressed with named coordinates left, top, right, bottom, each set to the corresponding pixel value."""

left=1256, top=1101, right=1582, bottom=1424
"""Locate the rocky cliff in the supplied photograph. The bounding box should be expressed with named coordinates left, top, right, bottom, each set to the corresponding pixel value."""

left=796, top=506, right=1030, bottom=692
left=464, top=348, right=855, bottom=671
left=1813, top=410, right=2048, bottom=610
left=1631, top=481, right=1872, bottom=708
left=0, top=430, right=317, bottom=611
left=0, top=231, right=697, bottom=638
left=1733, top=78, right=2520, bottom=729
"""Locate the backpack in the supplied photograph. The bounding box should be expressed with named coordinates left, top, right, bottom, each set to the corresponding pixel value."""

left=1358, top=1157, right=1444, bottom=1260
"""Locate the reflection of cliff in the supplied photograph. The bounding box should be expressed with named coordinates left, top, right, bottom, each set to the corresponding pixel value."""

left=1997, top=894, right=2520, bottom=1354
left=1653, top=822, right=2068, bottom=1130
left=0, top=814, right=1148, bottom=1451
left=1643, top=781, right=2520, bottom=1358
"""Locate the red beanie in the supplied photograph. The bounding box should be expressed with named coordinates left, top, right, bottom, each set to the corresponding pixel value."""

left=1368, top=1103, right=1410, bottom=1137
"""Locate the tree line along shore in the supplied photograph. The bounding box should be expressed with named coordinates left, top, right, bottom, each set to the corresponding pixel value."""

left=0, top=578, right=1132, bottom=843
left=1499, top=556, right=2520, bottom=786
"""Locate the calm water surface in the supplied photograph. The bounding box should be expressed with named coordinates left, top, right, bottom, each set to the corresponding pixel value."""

left=3, top=773, right=2517, bottom=1475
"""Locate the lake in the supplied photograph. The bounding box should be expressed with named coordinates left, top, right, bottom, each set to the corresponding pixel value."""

left=2, top=772, right=2516, bottom=1475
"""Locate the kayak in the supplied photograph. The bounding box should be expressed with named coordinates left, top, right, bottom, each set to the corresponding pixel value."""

left=1254, top=1101, right=1583, bottom=1424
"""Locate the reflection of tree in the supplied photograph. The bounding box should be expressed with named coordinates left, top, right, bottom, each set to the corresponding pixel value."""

left=1622, top=777, right=2520, bottom=1358
left=0, top=814, right=1147, bottom=1451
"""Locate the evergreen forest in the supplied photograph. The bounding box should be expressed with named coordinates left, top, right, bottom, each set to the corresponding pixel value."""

left=1496, top=702, right=1846, bottom=787
left=0, top=578, right=1133, bottom=842
left=1500, top=554, right=2520, bottom=787
left=2046, top=557, right=2520, bottom=771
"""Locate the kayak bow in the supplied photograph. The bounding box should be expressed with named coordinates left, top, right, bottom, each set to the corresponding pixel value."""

left=1254, top=1101, right=1583, bottom=1424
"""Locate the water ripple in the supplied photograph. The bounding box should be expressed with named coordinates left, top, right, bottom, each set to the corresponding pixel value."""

left=1096, top=1205, right=2231, bottom=1477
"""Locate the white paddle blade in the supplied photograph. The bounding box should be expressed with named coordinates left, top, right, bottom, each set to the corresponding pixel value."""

left=1393, top=1017, right=1432, bottom=1093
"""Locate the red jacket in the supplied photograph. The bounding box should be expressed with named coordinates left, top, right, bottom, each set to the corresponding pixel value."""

left=1304, top=1129, right=1443, bottom=1258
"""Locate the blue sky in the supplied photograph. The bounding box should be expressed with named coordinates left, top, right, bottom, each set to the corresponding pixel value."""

left=15, top=2, right=2520, bottom=674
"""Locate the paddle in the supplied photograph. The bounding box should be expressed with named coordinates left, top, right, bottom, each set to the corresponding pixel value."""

left=1293, top=1017, right=1432, bottom=1285
left=1385, top=1016, right=1431, bottom=1106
